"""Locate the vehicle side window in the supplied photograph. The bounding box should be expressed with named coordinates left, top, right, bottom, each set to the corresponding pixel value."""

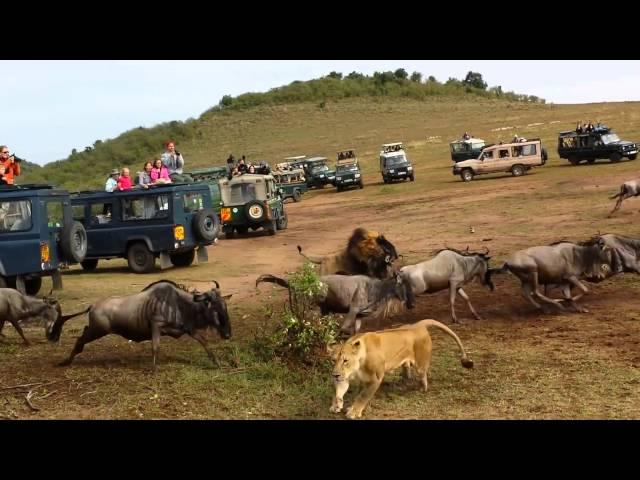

left=483, top=151, right=494, bottom=160
left=498, top=149, right=509, bottom=158
left=46, top=201, right=64, bottom=228
left=72, top=205, right=85, bottom=222
left=122, top=195, right=169, bottom=221
left=90, top=202, right=113, bottom=225
left=0, top=200, right=32, bottom=232
left=520, top=144, right=537, bottom=156
left=183, top=193, right=204, bottom=213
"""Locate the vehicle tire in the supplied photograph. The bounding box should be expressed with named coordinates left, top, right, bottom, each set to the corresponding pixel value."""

left=587, top=158, right=596, bottom=164
left=568, top=156, right=580, bottom=166
left=193, top=208, right=220, bottom=242
left=127, top=242, right=155, bottom=273
left=629, top=154, right=637, bottom=160
left=410, top=174, right=415, bottom=181
left=80, top=259, right=99, bottom=271
left=318, top=183, right=325, bottom=189
left=170, top=249, right=195, bottom=267
left=337, top=186, right=343, bottom=192
left=60, top=221, right=88, bottom=263
left=610, top=152, right=622, bottom=163
left=276, top=210, right=288, bottom=230
left=541, top=147, right=548, bottom=164
left=223, top=226, right=235, bottom=238
left=461, top=169, right=474, bottom=182
left=245, top=201, right=266, bottom=223
left=511, top=164, right=525, bottom=177
left=292, top=189, right=302, bottom=202
left=359, top=182, right=364, bottom=189
left=236, top=226, right=249, bottom=234
left=267, top=220, right=277, bottom=235
left=24, top=277, right=42, bottom=296
left=0, top=276, right=6, bottom=288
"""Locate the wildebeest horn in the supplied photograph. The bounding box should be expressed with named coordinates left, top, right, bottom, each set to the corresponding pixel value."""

left=212, top=280, right=220, bottom=289
left=483, top=246, right=490, bottom=255
left=465, top=245, right=470, bottom=252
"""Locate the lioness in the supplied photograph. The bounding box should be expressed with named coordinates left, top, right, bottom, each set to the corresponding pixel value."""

left=329, top=319, right=474, bottom=419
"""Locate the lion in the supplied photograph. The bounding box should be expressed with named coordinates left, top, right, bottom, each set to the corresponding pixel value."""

left=297, top=227, right=399, bottom=279
left=329, top=319, right=474, bottom=419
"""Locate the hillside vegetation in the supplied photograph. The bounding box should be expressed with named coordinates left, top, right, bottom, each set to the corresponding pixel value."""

left=21, top=70, right=549, bottom=190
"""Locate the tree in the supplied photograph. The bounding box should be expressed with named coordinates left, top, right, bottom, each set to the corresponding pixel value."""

left=427, top=75, right=436, bottom=82
left=219, top=95, right=233, bottom=107
left=346, top=71, right=365, bottom=80
left=394, top=68, right=408, bottom=80
left=327, top=71, right=343, bottom=79
left=71, top=148, right=77, bottom=155
left=463, top=71, right=487, bottom=90
left=410, top=71, right=422, bottom=83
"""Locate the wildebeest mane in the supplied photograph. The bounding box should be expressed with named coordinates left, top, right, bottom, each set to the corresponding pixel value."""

left=142, top=279, right=192, bottom=293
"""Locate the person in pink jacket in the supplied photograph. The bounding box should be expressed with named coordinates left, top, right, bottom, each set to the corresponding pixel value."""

left=117, top=168, right=133, bottom=191
left=151, top=159, right=172, bottom=184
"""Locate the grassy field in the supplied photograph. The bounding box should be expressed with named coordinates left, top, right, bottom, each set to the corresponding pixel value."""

left=2, top=97, right=640, bottom=419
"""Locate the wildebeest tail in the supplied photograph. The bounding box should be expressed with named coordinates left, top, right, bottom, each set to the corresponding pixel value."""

left=47, top=306, right=91, bottom=342
left=419, top=319, right=474, bottom=369
left=255, top=274, right=290, bottom=289
left=610, top=185, right=625, bottom=199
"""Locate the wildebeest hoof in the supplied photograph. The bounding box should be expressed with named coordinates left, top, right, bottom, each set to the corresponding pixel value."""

left=57, top=360, right=71, bottom=367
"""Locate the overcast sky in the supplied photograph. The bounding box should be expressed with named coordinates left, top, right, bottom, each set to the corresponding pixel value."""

left=2, top=60, right=639, bottom=166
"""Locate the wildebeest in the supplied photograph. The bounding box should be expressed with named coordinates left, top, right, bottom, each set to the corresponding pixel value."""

left=297, top=227, right=399, bottom=279
left=0, top=288, right=84, bottom=345
left=255, top=272, right=415, bottom=335
left=49, top=280, right=232, bottom=368
left=609, top=179, right=640, bottom=216
left=399, top=247, right=494, bottom=324
left=489, top=239, right=614, bottom=313
left=590, top=233, right=640, bottom=275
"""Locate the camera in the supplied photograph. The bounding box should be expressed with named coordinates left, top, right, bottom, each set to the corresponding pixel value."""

left=11, top=154, right=25, bottom=163
left=175, top=151, right=181, bottom=157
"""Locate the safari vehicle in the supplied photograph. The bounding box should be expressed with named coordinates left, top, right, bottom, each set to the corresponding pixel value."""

left=334, top=150, right=363, bottom=192
left=219, top=174, right=288, bottom=237
left=453, top=138, right=546, bottom=182
left=303, top=156, right=336, bottom=189
left=450, top=138, right=486, bottom=162
left=557, top=125, right=638, bottom=165
left=379, top=142, right=414, bottom=183
left=71, top=183, right=220, bottom=273
left=272, top=168, right=308, bottom=202
left=0, top=184, right=88, bottom=295
left=188, top=166, right=226, bottom=213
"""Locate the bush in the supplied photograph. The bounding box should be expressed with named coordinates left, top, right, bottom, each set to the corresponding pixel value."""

left=251, top=262, right=340, bottom=365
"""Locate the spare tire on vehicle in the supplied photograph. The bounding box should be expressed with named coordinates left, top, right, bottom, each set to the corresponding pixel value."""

left=193, top=208, right=220, bottom=242
left=245, top=201, right=266, bottom=223
left=60, top=221, right=88, bottom=263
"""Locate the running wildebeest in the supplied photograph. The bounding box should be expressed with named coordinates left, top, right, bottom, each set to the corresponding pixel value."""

left=255, top=272, right=415, bottom=335
left=0, top=288, right=84, bottom=346
left=297, top=227, right=400, bottom=279
left=49, top=280, right=232, bottom=368
left=399, top=247, right=494, bottom=324
left=609, top=179, right=640, bottom=216
left=488, top=239, right=615, bottom=313
left=590, top=233, right=640, bottom=275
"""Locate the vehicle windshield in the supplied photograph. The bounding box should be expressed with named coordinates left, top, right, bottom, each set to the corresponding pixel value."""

left=384, top=155, right=407, bottom=167
left=310, top=164, right=329, bottom=173
left=450, top=142, right=470, bottom=153
left=600, top=133, right=621, bottom=144
left=227, top=183, right=259, bottom=203
left=337, top=165, right=359, bottom=173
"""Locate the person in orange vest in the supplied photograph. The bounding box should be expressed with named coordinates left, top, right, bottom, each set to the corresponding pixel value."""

left=0, top=145, right=21, bottom=185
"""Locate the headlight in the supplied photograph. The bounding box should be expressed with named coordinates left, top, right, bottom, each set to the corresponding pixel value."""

left=336, top=177, right=342, bottom=181
left=389, top=169, right=395, bottom=173
left=355, top=173, right=361, bottom=178
left=407, top=166, right=413, bottom=170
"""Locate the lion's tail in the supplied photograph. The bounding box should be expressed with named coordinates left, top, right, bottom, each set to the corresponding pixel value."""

left=255, top=274, right=290, bottom=289
left=418, top=319, right=474, bottom=369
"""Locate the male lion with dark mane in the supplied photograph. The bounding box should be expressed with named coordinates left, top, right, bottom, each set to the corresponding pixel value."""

left=329, top=319, right=474, bottom=419
left=297, top=227, right=399, bottom=279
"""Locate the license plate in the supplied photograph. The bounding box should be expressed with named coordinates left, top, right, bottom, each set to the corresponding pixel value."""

left=344, top=179, right=353, bottom=183
left=398, top=171, right=406, bottom=175
left=628, top=150, right=638, bottom=155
